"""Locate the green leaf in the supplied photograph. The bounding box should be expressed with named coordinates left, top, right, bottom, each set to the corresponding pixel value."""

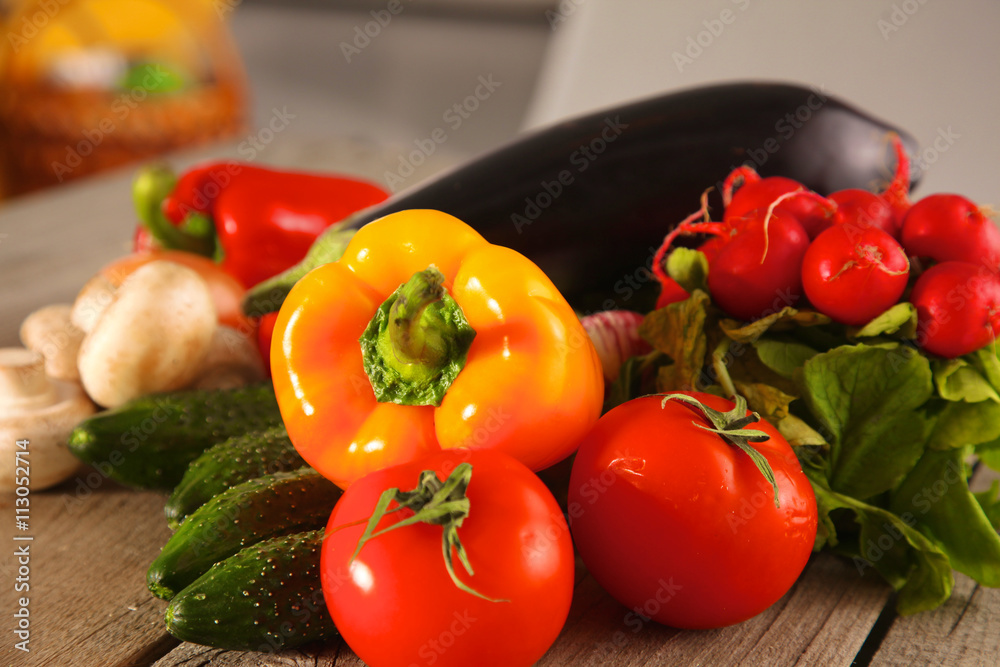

left=891, top=448, right=1000, bottom=587
left=733, top=381, right=827, bottom=447
left=797, top=344, right=934, bottom=500
left=977, top=438, right=1000, bottom=472
left=968, top=347, right=1000, bottom=395
left=720, top=307, right=831, bottom=344
left=974, top=480, right=1000, bottom=531
left=641, top=290, right=710, bottom=392
left=665, top=248, right=709, bottom=294
left=932, top=358, right=1000, bottom=403
left=806, top=468, right=954, bottom=615
left=848, top=302, right=918, bottom=340
left=603, top=351, right=669, bottom=413
left=928, top=399, right=1000, bottom=450
left=754, top=338, right=820, bottom=380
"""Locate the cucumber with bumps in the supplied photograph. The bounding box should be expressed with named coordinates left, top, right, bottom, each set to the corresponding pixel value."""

left=164, top=425, right=305, bottom=529
left=165, top=529, right=336, bottom=651
left=67, top=383, right=283, bottom=490
left=147, top=466, right=341, bottom=600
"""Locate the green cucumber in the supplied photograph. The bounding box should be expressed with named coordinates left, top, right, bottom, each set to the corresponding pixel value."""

left=165, top=529, right=336, bottom=651
left=164, top=425, right=305, bottom=530
left=147, top=467, right=341, bottom=600
left=67, top=383, right=283, bottom=490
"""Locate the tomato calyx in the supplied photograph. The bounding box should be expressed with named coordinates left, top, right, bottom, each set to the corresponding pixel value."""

left=360, top=266, right=477, bottom=406
left=659, top=393, right=781, bottom=507
left=341, top=462, right=506, bottom=602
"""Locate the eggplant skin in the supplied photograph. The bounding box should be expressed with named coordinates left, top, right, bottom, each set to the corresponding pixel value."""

left=361, top=82, right=919, bottom=314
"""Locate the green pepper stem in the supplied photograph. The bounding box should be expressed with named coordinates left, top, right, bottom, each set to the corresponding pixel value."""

left=360, top=266, right=476, bottom=406
left=387, top=267, right=450, bottom=371
left=132, top=164, right=216, bottom=257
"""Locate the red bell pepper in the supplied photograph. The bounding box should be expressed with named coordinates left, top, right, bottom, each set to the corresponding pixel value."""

left=132, top=162, right=389, bottom=288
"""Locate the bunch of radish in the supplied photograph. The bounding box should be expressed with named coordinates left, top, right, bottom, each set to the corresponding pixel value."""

left=653, top=137, right=1000, bottom=359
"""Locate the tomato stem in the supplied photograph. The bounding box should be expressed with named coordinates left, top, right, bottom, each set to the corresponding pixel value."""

left=659, top=393, right=782, bottom=507
left=342, top=462, right=506, bottom=602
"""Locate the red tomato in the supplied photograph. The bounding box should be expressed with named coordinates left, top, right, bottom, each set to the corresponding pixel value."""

left=322, top=450, right=575, bottom=667
left=567, top=392, right=817, bottom=630
left=911, top=261, right=1000, bottom=358
left=801, top=224, right=910, bottom=326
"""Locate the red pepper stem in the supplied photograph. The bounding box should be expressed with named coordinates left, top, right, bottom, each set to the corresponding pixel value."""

left=132, top=164, right=216, bottom=257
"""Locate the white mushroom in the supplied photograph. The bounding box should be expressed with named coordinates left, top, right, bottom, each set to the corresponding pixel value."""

left=19, top=304, right=85, bottom=381
left=70, top=271, right=117, bottom=334
left=77, top=260, right=218, bottom=408
left=0, top=348, right=96, bottom=492
left=190, top=325, right=267, bottom=390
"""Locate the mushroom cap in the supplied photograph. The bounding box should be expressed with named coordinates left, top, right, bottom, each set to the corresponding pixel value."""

left=78, top=260, right=217, bottom=408
left=0, top=348, right=96, bottom=491
left=20, top=303, right=85, bottom=381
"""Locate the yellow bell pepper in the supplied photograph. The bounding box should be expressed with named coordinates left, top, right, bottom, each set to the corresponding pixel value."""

left=271, top=209, right=604, bottom=488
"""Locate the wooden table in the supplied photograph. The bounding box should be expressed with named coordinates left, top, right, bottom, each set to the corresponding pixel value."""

left=1, top=143, right=998, bottom=667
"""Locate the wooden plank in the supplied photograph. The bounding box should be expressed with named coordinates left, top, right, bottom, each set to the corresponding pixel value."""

left=0, top=474, right=176, bottom=667
left=534, top=553, right=889, bottom=667
left=154, top=552, right=892, bottom=667
left=868, top=465, right=1000, bottom=667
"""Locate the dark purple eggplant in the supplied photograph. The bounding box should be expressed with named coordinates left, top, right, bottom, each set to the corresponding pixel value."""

left=244, top=81, right=919, bottom=316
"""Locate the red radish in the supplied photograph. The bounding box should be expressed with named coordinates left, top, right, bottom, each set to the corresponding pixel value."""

left=706, top=209, right=811, bottom=321
left=801, top=225, right=910, bottom=326
left=900, top=194, right=1000, bottom=270
left=910, top=261, right=1000, bottom=358
left=654, top=204, right=810, bottom=321
left=721, top=165, right=762, bottom=207
left=827, top=189, right=897, bottom=237
left=695, top=235, right=727, bottom=266
left=580, top=310, right=652, bottom=383
left=724, top=173, right=832, bottom=239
